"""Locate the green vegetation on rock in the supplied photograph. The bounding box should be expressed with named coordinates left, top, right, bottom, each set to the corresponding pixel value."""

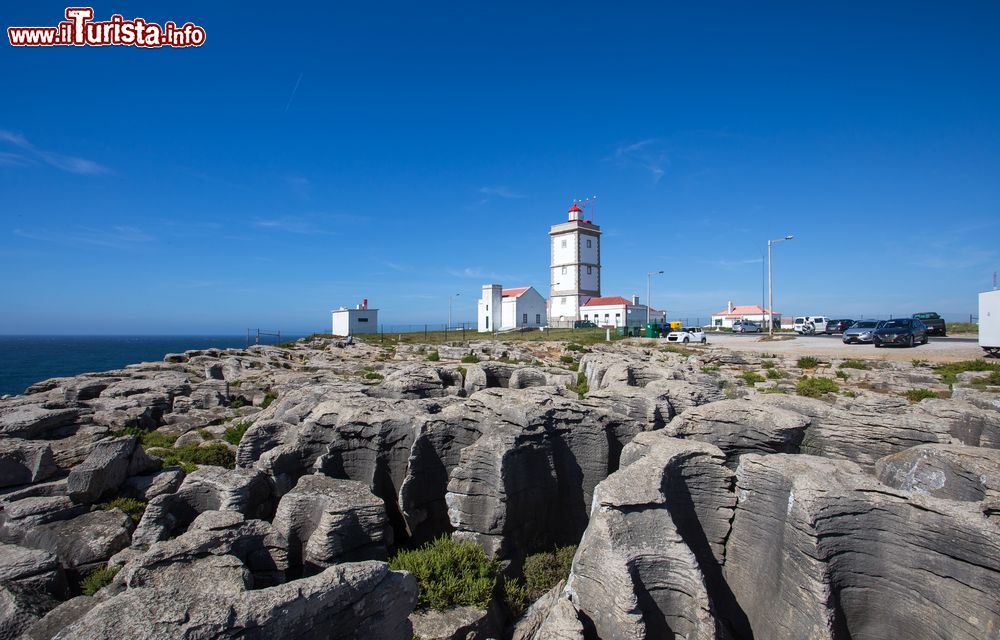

left=796, top=376, right=839, bottom=398
left=904, top=389, right=943, bottom=402
left=223, top=420, right=253, bottom=445
left=738, top=371, right=765, bottom=386
left=389, top=537, right=498, bottom=610
left=426, top=351, right=440, bottom=362
left=260, top=392, right=278, bottom=409
left=796, top=356, right=821, bottom=369
left=935, top=360, right=1000, bottom=384
left=147, top=442, right=235, bottom=471
left=839, top=360, right=869, bottom=370
left=102, top=496, right=147, bottom=523
left=460, top=354, right=480, bottom=364
left=79, top=565, right=119, bottom=596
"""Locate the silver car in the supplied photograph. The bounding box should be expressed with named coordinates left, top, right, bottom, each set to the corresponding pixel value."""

left=842, top=320, right=883, bottom=344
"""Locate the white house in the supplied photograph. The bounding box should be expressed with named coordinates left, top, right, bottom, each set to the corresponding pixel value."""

left=581, top=295, right=665, bottom=328
left=549, top=202, right=601, bottom=326
left=331, top=299, right=378, bottom=336
left=478, top=285, right=547, bottom=332
left=710, top=303, right=781, bottom=329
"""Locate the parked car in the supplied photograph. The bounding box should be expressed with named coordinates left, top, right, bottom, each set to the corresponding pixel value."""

left=912, top=312, right=946, bottom=336
left=842, top=320, right=883, bottom=344
left=873, top=318, right=928, bottom=348
left=732, top=320, right=761, bottom=333
left=825, top=319, right=855, bottom=334
left=793, top=316, right=829, bottom=334
left=667, top=327, right=707, bottom=343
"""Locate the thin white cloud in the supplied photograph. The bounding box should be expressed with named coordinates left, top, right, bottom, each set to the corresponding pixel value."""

left=608, top=138, right=668, bottom=183
left=14, top=225, right=152, bottom=249
left=0, top=129, right=111, bottom=175
left=479, top=186, right=526, bottom=199
left=701, top=257, right=764, bottom=269
left=447, top=266, right=518, bottom=281
left=252, top=212, right=369, bottom=235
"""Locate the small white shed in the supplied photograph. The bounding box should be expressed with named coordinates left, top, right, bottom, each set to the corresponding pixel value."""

left=331, top=300, right=378, bottom=336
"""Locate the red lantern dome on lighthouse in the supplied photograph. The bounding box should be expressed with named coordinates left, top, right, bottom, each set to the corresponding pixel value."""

left=568, top=202, right=583, bottom=221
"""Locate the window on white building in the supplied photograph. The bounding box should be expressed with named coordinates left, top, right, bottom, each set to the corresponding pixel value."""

left=522, top=313, right=527, bottom=324
left=561, top=297, right=566, bottom=305
left=486, top=317, right=489, bottom=329
left=586, top=239, right=592, bottom=248
left=561, top=239, right=567, bottom=248
left=535, top=313, right=541, bottom=324
left=587, top=266, right=592, bottom=274
left=561, top=267, right=567, bottom=275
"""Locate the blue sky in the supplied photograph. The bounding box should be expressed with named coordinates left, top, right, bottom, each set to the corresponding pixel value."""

left=2, top=1, right=998, bottom=334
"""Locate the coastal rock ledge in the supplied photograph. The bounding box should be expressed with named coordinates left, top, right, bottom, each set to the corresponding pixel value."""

left=1, top=335, right=998, bottom=639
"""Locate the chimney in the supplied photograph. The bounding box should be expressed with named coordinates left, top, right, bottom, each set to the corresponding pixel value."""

left=728, top=300, right=733, bottom=312
left=632, top=294, right=640, bottom=306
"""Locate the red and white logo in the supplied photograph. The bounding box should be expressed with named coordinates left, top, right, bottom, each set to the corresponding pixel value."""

left=8, top=7, right=206, bottom=48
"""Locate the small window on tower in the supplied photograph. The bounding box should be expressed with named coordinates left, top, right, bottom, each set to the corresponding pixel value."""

left=561, top=239, right=567, bottom=248
left=587, top=266, right=592, bottom=275
left=586, top=239, right=592, bottom=248
left=561, top=297, right=566, bottom=305
left=561, top=267, right=567, bottom=275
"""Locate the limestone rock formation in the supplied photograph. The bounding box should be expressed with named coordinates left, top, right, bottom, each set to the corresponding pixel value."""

left=66, top=437, right=160, bottom=504
left=875, top=443, right=1000, bottom=501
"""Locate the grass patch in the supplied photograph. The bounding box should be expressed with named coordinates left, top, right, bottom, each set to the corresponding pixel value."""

left=229, top=396, right=246, bottom=409
left=566, top=372, right=589, bottom=399
left=796, top=376, right=839, bottom=398
left=460, top=354, right=480, bottom=364
left=842, top=390, right=858, bottom=397
left=565, top=343, right=590, bottom=353
left=523, top=546, right=576, bottom=599
left=79, top=565, right=119, bottom=596
left=839, top=360, right=869, bottom=370
left=363, top=371, right=384, bottom=380
left=356, top=327, right=619, bottom=347
left=758, top=335, right=794, bottom=342
left=701, top=365, right=720, bottom=373
left=102, top=496, right=147, bottom=523
left=762, top=388, right=787, bottom=394
left=761, top=359, right=775, bottom=369
left=970, top=370, right=1000, bottom=386
left=935, top=360, right=1000, bottom=384
left=835, top=370, right=849, bottom=381
left=148, top=442, right=235, bottom=471
left=946, top=322, right=978, bottom=334
left=426, top=351, right=440, bottom=362
left=389, top=537, right=498, bottom=611
left=911, top=359, right=930, bottom=367
left=559, top=354, right=575, bottom=364
left=223, top=420, right=253, bottom=445
left=112, top=427, right=178, bottom=450
left=796, top=356, right=821, bottom=369
left=260, top=392, right=277, bottom=409
left=738, top=371, right=765, bottom=386
left=661, top=345, right=697, bottom=357
left=503, top=577, right=532, bottom=618
left=766, top=368, right=787, bottom=379
left=903, top=388, right=944, bottom=402
left=196, top=428, right=214, bottom=440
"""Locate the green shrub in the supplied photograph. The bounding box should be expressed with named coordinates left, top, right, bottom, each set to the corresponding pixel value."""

left=260, top=392, right=277, bottom=409
left=523, top=546, right=576, bottom=599
left=842, top=390, right=858, bottom=397
left=363, top=371, right=384, bottom=380
left=661, top=345, right=696, bottom=356
left=455, top=366, right=467, bottom=383
left=196, top=428, right=214, bottom=440
left=766, top=368, right=786, bottom=379
left=504, top=577, right=532, bottom=618
left=427, top=351, right=440, bottom=362
left=835, top=370, right=849, bottom=381
left=839, top=360, right=869, bottom=370
left=102, top=496, right=147, bottom=523
left=460, top=354, right=480, bottom=364
left=112, top=428, right=178, bottom=450
left=761, top=359, right=775, bottom=369
left=911, top=359, right=929, bottom=368
left=566, top=372, right=589, bottom=399
left=738, top=371, right=765, bottom=386
left=904, top=388, right=942, bottom=402
left=149, top=442, right=235, bottom=471
left=79, top=565, right=119, bottom=596
left=559, top=355, right=575, bottom=364
left=389, top=537, right=498, bottom=610
left=762, top=388, right=787, bottom=394
left=229, top=396, right=246, bottom=409
left=701, top=365, right=720, bottom=373
left=223, top=420, right=253, bottom=445
left=796, top=356, right=820, bottom=369
left=935, top=359, right=1000, bottom=384
left=796, top=376, right=839, bottom=398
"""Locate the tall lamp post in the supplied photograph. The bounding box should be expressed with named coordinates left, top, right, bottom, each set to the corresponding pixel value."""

left=767, top=236, right=794, bottom=337
left=448, top=293, right=460, bottom=330
left=647, top=270, right=664, bottom=328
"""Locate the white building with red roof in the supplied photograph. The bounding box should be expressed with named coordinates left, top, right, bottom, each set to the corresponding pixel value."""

left=478, top=284, right=547, bottom=332
left=710, top=302, right=782, bottom=329
left=581, top=295, right=665, bottom=328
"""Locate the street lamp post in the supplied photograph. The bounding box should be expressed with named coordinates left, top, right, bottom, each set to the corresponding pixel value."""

left=448, top=293, right=460, bottom=330
left=647, top=270, right=664, bottom=328
left=767, top=235, right=794, bottom=337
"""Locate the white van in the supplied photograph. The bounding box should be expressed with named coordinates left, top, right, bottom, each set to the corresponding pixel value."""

left=793, top=316, right=829, bottom=334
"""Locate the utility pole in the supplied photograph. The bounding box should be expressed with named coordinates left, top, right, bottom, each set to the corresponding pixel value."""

left=448, top=293, right=460, bottom=330
left=767, top=235, right=794, bottom=337
left=647, top=270, right=663, bottom=328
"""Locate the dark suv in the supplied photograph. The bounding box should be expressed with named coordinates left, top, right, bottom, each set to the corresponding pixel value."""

left=825, top=319, right=855, bottom=334
left=873, top=318, right=928, bottom=348
left=912, top=312, right=946, bottom=336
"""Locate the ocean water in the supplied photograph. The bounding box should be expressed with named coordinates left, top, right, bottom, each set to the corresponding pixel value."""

left=0, top=335, right=293, bottom=396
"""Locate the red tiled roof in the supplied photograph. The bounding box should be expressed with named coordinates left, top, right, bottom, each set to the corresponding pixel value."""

left=712, top=305, right=780, bottom=318
left=584, top=296, right=632, bottom=307
left=502, top=287, right=530, bottom=298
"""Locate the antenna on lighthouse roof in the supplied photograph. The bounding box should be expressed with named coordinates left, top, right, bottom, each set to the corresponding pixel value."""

left=576, top=195, right=598, bottom=222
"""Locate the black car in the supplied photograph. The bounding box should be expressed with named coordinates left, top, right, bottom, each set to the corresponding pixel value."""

left=825, top=319, right=855, bottom=334
left=912, top=312, right=946, bottom=336
left=873, top=318, right=928, bottom=348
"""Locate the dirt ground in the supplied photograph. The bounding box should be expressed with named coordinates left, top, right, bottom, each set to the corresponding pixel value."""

left=640, top=333, right=988, bottom=364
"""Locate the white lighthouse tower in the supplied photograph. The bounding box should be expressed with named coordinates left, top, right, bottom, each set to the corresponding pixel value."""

left=549, top=201, right=601, bottom=324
